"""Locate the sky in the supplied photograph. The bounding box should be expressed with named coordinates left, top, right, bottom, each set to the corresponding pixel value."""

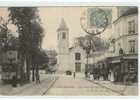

left=0, top=7, right=117, bottom=50
left=39, top=7, right=118, bottom=50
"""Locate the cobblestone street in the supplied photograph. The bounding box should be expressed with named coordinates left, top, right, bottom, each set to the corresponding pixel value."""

left=45, top=75, right=123, bottom=96
left=0, top=73, right=138, bottom=96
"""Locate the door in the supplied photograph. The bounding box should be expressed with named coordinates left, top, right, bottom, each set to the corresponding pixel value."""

left=75, top=62, right=81, bottom=72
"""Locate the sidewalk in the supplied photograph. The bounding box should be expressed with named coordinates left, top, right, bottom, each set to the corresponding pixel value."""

left=87, top=79, right=138, bottom=96
left=0, top=74, right=58, bottom=96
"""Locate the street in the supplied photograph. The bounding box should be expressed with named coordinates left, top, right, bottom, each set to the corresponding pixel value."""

left=45, top=75, right=121, bottom=96
left=0, top=73, right=138, bottom=96
left=0, top=73, right=57, bottom=96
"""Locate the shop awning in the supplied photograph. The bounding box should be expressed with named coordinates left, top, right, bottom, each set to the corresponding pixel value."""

left=111, top=59, right=121, bottom=63
left=123, top=55, right=138, bottom=60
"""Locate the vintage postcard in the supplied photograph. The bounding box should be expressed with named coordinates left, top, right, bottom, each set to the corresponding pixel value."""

left=0, top=2, right=138, bottom=96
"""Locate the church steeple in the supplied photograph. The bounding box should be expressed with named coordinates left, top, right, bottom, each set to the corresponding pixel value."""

left=57, top=18, right=69, bottom=73
left=57, top=18, right=69, bottom=54
left=57, top=18, right=68, bottom=32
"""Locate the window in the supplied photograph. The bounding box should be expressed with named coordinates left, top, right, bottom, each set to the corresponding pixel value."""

left=75, top=53, right=81, bottom=60
left=75, top=62, right=81, bottom=72
left=129, top=40, right=135, bottom=53
left=62, top=32, right=66, bottom=39
left=119, top=48, right=124, bottom=55
left=128, top=20, right=135, bottom=34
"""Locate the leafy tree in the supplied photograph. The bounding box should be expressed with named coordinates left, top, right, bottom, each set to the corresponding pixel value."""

left=8, top=7, right=44, bottom=82
left=76, top=35, right=109, bottom=72
left=76, top=35, right=108, bottom=52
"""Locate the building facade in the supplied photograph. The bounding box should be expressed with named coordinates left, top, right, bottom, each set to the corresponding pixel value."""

left=57, top=7, right=138, bottom=82
left=69, top=45, right=86, bottom=75
left=57, top=18, right=86, bottom=75
left=108, top=7, right=138, bottom=82
left=113, top=8, right=138, bottom=56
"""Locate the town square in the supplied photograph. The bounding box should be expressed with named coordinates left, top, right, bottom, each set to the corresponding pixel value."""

left=0, top=6, right=138, bottom=96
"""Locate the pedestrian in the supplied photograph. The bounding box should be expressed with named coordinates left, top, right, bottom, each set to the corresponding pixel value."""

left=73, top=72, right=76, bottom=79
left=85, top=71, right=88, bottom=78
left=36, top=73, right=41, bottom=84
left=12, top=75, right=17, bottom=87
left=38, top=74, right=41, bottom=83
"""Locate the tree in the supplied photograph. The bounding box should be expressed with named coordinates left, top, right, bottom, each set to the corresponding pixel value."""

left=76, top=35, right=109, bottom=72
left=0, top=17, right=11, bottom=66
left=8, top=7, right=44, bottom=82
left=76, top=35, right=108, bottom=53
left=31, top=49, right=48, bottom=81
left=29, top=21, right=44, bottom=82
left=46, top=50, right=57, bottom=73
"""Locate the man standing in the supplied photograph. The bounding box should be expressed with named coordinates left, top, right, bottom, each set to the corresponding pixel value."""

left=73, top=72, right=76, bottom=79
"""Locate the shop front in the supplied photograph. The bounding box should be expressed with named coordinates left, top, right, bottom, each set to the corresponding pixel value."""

left=108, top=54, right=138, bottom=83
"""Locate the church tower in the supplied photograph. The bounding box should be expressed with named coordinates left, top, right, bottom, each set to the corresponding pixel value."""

left=57, top=18, right=69, bottom=73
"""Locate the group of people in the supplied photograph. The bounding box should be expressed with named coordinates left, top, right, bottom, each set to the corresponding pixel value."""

left=72, top=66, right=110, bottom=81
left=85, top=66, right=109, bottom=81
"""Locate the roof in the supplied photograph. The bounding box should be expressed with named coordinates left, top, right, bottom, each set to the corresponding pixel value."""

left=69, top=45, right=83, bottom=52
left=57, top=18, right=68, bottom=31
left=69, top=47, right=74, bottom=50
left=113, top=7, right=138, bottom=24
left=121, top=7, right=138, bottom=17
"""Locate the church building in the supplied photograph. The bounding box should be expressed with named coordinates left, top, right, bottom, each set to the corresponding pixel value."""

left=57, top=18, right=86, bottom=75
